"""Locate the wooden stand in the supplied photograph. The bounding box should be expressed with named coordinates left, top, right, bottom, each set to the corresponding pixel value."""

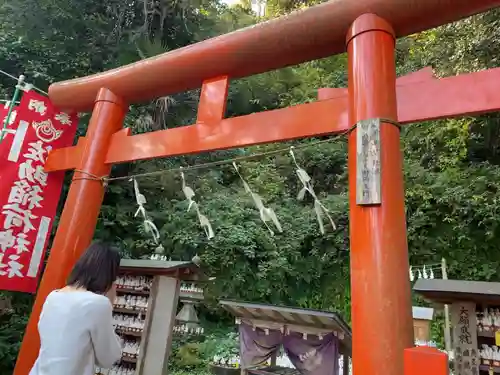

left=96, top=259, right=205, bottom=375
left=414, top=278, right=500, bottom=375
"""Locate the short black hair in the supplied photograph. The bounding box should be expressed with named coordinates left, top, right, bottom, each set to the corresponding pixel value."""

left=67, top=241, right=121, bottom=294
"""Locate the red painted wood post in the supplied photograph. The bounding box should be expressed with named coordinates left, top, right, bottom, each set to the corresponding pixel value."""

left=404, top=347, right=449, bottom=375
left=346, top=13, right=414, bottom=375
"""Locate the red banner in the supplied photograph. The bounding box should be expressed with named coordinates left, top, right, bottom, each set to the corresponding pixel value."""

left=0, top=90, right=78, bottom=293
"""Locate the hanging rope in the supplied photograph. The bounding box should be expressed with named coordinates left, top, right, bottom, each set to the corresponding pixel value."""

left=103, top=118, right=400, bottom=183
left=233, top=161, right=282, bottom=236
left=105, top=124, right=355, bottom=183
left=290, top=146, right=336, bottom=233
left=0, top=69, right=50, bottom=143
left=66, top=134, right=347, bottom=186
left=0, top=69, right=48, bottom=95
left=109, top=127, right=356, bottom=241
left=0, top=75, right=25, bottom=143
left=409, top=263, right=442, bottom=281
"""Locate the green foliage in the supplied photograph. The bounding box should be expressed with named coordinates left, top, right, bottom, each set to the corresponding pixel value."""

left=170, top=369, right=211, bottom=375
left=173, top=343, right=205, bottom=369
left=265, top=0, right=326, bottom=17
left=430, top=315, right=445, bottom=349
left=205, top=331, right=239, bottom=360
left=169, top=330, right=239, bottom=373
left=0, top=292, right=33, bottom=373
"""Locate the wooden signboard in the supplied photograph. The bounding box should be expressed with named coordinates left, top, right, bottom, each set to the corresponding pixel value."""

left=451, top=301, right=480, bottom=375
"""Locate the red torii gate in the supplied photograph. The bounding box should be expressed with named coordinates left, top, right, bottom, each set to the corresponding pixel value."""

left=13, top=1, right=500, bottom=375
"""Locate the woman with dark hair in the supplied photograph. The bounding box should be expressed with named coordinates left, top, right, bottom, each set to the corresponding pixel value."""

left=30, top=241, right=123, bottom=375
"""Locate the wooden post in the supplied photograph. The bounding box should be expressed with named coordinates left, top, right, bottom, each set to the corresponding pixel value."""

left=270, top=353, right=277, bottom=367
left=13, top=89, right=127, bottom=375
left=442, top=258, right=452, bottom=353
left=342, top=355, right=350, bottom=375
left=347, top=13, right=414, bottom=375
left=141, top=276, right=180, bottom=375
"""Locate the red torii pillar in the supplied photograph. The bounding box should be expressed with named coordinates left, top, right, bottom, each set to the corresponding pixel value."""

left=13, top=0, right=500, bottom=374
left=347, top=15, right=414, bottom=375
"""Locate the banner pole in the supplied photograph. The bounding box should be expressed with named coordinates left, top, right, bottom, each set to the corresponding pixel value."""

left=0, top=75, right=25, bottom=142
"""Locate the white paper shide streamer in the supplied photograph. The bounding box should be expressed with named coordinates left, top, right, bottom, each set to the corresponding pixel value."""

left=290, top=147, right=336, bottom=234
left=132, top=178, right=161, bottom=244
left=409, top=265, right=435, bottom=282
left=180, top=168, right=214, bottom=239
left=233, top=162, right=282, bottom=236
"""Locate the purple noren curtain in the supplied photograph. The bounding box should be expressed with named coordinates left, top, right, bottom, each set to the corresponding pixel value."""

left=239, top=323, right=282, bottom=368
left=239, top=323, right=339, bottom=375
left=283, top=332, right=338, bottom=375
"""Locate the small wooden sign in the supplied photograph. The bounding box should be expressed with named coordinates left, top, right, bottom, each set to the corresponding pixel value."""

left=356, top=118, right=381, bottom=205
left=451, top=301, right=479, bottom=375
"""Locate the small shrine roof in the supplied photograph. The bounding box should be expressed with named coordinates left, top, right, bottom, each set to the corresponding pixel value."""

left=412, top=306, right=434, bottom=321
left=414, top=278, right=500, bottom=305
left=220, top=300, right=352, bottom=354
left=119, top=259, right=206, bottom=280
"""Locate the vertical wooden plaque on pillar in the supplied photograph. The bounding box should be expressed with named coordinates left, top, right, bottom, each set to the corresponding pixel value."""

left=356, top=118, right=381, bottom=205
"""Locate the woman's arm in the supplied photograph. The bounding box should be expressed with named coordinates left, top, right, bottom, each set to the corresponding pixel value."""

left=89, top=297, right=122, bottom=368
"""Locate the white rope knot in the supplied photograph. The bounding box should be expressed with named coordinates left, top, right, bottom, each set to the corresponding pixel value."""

left=180, top=167, right=214, bottom=239
left=233, top=162, right=282, bottom=236
left=290, top=147, right=336, bottom=235
left=132, top=178, right=160, bottom=244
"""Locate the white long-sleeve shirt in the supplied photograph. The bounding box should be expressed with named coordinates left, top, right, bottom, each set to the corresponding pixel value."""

left=30, top=290, right=122, bottom=375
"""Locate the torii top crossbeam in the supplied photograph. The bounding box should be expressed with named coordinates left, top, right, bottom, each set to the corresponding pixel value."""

left=49, top=0, right=500, bottom=112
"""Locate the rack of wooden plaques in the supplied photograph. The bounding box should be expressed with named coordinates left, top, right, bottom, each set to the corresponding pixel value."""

left=95, top=259, right=205, bottom=375
left=413, top=278, right=500, bottom=375
left=477, top=305, right=500, bottom=374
